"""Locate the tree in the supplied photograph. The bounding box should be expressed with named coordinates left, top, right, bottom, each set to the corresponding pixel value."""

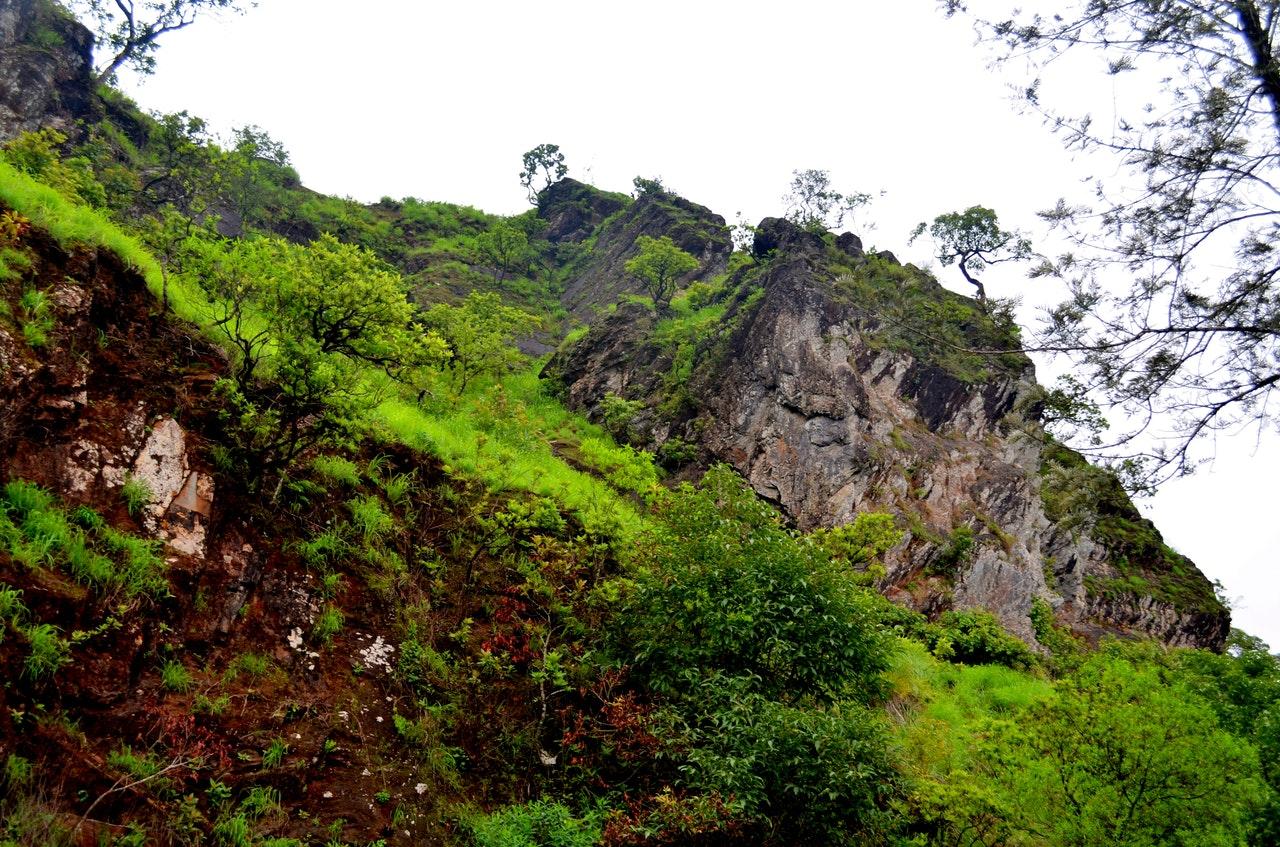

left=624, top=235, right=698, bottom=312
left=942, top=0, right=1280, bottom=486
left=191, top=234, right=443, bottom=487
left=71, top=0, right=253, bottom=83
left=783, top=168, right=872, bottom=232
left=631, top=175, right=665, bottom=197
left=518, top=143, right=567, bottom=204
left=973, top=651, right=1265, bottom=846
left=423, top=292, right=540, bottom=394
left=476, top=221, right=531, bottom=282
left=910, top=206, right=1033, bottom=303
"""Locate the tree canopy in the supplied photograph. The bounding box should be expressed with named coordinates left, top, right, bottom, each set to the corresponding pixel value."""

left=624, top=235, right=698, bottom=312
left=72, top=0, right=253, bottom=82
left=518, top=144, right=567, bottom=204
left=943, top=0, right=1280, bottom=486
left=783, top=168, right=872, bottom=233
left=910, top=205, right=1033, bottom=303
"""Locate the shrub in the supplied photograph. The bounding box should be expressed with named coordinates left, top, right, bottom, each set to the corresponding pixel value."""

left=680, top=678, right=901, bottom=843
left=620, top=465, right=893, bottom=704
left=926, top=609, right=1036, bottom=670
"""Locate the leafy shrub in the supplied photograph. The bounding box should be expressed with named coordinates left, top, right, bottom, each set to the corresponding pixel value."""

left=620, top=464, right=893, bottom=704
left=929, top=525, right=975, bottom=575
left=679, top=677, right=901, bottom=843
left=926, top=609, right=1035, bottom=670
left=967, top=652, right=1266, bottom=846
left=598, top=393, right=645, bottom=440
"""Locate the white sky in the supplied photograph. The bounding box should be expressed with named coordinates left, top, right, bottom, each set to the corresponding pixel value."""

left=111, top=0, right=1278, bottom=647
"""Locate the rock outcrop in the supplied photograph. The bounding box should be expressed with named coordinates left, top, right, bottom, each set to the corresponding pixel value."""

left=539, top=179, right=733, bottom=320
left=0, top=0, right=96, bottom=142
left=548, top=216, right=1228, bottom=650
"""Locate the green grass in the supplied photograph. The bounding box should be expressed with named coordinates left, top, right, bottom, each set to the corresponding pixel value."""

left=160, top=659, right=194, bottom=693
left=260, top=738, right=288, bottom=769
left=311, top=455, right=362, bottom=487
left=22, top=622, right=70, bottom=679
left=1, top=479, right=167, bottom=598
left=224, top=652, right=273, bottom=682
left=3, top=158, right=652, bottom=550
left=120, top=473, right=153, bottom=517
left=376, top=367, right=654, bottom=543
left=311, top=606, right=344, bottom=644
left=107, top=746, right=164, bottom=781
left=888, top=639, right=1052, bottom=777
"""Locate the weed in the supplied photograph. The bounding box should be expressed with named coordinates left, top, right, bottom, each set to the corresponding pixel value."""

left=2, top=754, right=33, bottom=787
left=120, top=473, right=154, bottom=517
left=224, top=652, right=273, bottom=682
left=18, top=287, right=52, bottom=348
left=312, top=606, right=344, bottom=644
left=0, top=583, right=26, bottom=629
left=261, top=738, right=288, bottom=769
left=380, top=471, right=416, bottom=507
left=194, top=693, right=231, bottom=715
left=161, top=659, right=194, bottom=693
left=240, top=785, right=282, bottom=819
left=212, top=813, right=252, bottom=847
left=22, top=623, right=69, bottom=679
left=107, top=746, right=163, bottom=781
left=312, top=455, right=362, bottom=487
left=348, top=495, right=393, bottom=541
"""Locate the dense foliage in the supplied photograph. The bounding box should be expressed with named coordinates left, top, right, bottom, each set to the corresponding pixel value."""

left=0, top=50, right=1275, bottom=847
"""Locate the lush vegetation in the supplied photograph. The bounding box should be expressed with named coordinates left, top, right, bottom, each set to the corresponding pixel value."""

left=0, top=67, right=1274, bottom=847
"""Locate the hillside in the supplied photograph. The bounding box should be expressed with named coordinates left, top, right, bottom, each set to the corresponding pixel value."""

left=0, top=4, right=1277, bottom=846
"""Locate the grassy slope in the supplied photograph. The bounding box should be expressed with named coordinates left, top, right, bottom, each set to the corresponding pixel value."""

left=0, top=159, right=651, bottom=542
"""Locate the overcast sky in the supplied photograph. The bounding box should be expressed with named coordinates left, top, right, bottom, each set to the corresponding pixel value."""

left=110, top=0, right=1279, bottom=647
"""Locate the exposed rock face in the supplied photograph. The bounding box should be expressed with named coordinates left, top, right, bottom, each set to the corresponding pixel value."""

left=0, top=0, right=97, bottom=142
left=0, top=223, right=223, bottom=562
left=540, top=180, right=733, bottom=320
left=548, top=217, right=1228, bottom=650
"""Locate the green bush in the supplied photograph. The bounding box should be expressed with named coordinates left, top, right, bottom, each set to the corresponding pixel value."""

left=620, top=464, right=893, bottom=704
left=926, top=609, right=1036, bottom=670
left=680, top=677, right=900, bottom=842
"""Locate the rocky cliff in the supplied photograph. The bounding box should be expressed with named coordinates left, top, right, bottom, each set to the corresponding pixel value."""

left=547, top=215, right=1229, bottom=650
left=540, top=179, right=732, bottom=320
left=0, top=0, right=96, bottom=142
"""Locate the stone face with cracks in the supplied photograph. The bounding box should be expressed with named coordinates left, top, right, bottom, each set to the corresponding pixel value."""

left=547, top=220, right=1228, bottom=650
